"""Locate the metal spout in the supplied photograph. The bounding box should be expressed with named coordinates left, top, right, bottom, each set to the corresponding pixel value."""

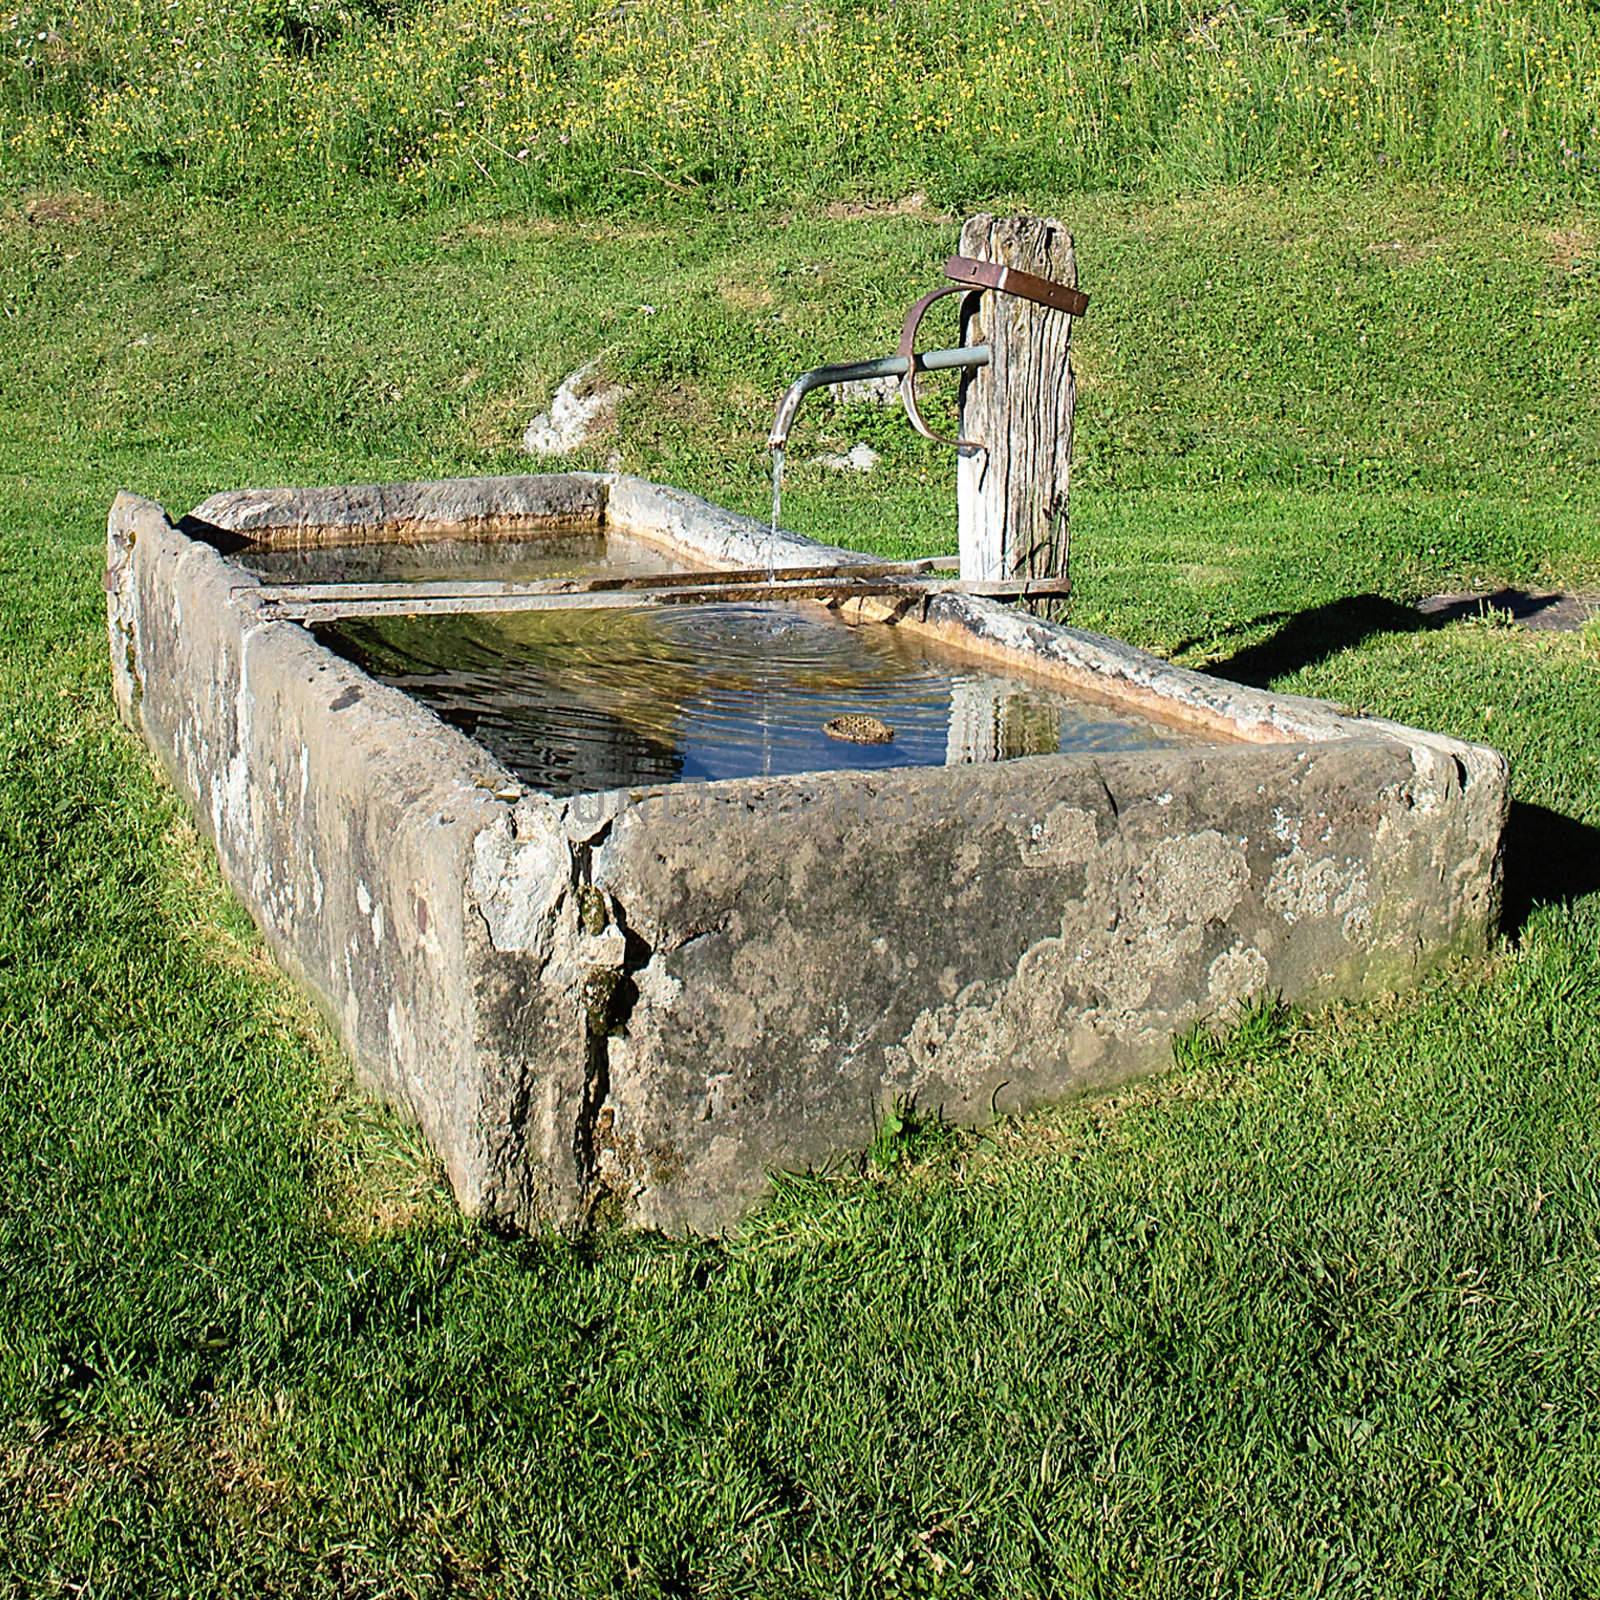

left=767, top=344, right=990, bottom=451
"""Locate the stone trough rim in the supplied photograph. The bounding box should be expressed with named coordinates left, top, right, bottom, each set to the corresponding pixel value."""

left=174, top=468, right=1507, bottom=781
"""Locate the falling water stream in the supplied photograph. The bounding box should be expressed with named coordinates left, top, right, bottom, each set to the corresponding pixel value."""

left=768, top=445, right=785, bottom=559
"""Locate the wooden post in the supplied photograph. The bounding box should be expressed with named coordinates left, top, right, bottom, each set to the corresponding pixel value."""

left=956, top=215, right=1079, bottom=590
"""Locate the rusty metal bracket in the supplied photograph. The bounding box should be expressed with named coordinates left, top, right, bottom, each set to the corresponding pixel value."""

left=895, top=257, right=1088, bottom=453
left=941, top=254, right=1090, bottom=317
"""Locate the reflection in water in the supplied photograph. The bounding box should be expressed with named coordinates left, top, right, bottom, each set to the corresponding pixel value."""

left=241, top=530, right=679, bottom=587
left=945, top=676, right=1073, bottom=764
left=318, top=601, right=1205, bottom=798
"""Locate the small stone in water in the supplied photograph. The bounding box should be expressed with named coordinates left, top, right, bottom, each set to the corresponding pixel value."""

left=823, top=713, right=894, bottom=744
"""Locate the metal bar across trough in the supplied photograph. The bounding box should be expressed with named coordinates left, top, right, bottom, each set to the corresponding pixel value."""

left=253, top=558, right=1070, bottom=623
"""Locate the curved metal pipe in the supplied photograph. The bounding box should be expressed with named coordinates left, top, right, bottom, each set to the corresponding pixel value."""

left=767, top=344, right=990, bottom=450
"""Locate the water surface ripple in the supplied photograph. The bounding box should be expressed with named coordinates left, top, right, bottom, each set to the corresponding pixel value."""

left=319, top=600, right=1206, bottom=797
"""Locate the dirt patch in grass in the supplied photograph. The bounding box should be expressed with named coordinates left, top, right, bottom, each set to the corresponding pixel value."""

left=720, top=281, right=775, bottom=314
left=440, top=216, right=673, bottom=247
left=1416, top=587, right=1600, bottom=632
left=1544, top=222, right=1594, bottom=273
left=19, top=192, right=111, bottom=228
left=2, top=1407, right=290, bottom=1524
left=823, top=191, right=949, bottom=223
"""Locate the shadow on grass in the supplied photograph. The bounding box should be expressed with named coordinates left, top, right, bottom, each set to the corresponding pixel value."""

left=1501, top=801, right=1600, bottom=935
left=1186, top=593, right=1600, bottom=936
left=1186, top=594, right=1431, bottom=687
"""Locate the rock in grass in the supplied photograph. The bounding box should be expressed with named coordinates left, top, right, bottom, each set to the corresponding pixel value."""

left=811, top=441, right=882, bottom=474
left=831, top=373, right=901, bottom=407
left=523, top=360, right=629, bottom=456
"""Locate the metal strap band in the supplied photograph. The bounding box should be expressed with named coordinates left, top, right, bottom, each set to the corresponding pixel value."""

left=943, top=255, right=1089, bottom=317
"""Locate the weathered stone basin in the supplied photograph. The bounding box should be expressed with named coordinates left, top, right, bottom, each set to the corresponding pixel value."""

left=106, top=473, right=1508, bottom=1233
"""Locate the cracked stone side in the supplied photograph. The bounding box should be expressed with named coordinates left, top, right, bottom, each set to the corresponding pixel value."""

left=461, top=799, right=646, bottom=1226
left=108, top=492, right=596, bottom=1226
left=589, top=739, right=1504, bottom=1234
left=107, top=493, right=147, bottom=723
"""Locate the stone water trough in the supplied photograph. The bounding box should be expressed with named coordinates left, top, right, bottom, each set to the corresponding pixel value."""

left=107, top=472, right=1507, bottom=1233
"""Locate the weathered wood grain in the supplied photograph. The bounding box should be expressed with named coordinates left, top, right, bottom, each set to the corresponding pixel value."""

left=956, top=215, right=1079, bottom=593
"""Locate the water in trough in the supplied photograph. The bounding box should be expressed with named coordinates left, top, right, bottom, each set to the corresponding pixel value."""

left=242, top=531, right=1209, bottom=797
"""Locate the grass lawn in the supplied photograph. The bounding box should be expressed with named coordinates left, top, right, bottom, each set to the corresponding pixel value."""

left=5, top=0, right=1597, bottom=206
left=2, top=180, right=1600, bottom=1594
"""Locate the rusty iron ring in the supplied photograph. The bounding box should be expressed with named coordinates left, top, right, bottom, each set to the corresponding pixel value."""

left=895, top=285, right=978, bottom=449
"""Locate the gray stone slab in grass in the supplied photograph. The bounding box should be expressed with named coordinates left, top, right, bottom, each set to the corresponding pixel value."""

left=1417, top=589, right=1599, bottom=632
